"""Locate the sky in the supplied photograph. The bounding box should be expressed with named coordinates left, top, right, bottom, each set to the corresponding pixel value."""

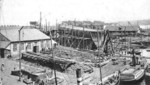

left=0, top=0, right=150, bottom=25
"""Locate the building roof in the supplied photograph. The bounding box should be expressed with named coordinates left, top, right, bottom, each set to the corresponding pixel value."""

left=61, top=25, right=103, bottom=32
left=0, top=26, right=51, bottom=42
left=93, top=21, right=105, bottom=25
left=115, top=19, right=150, bottom=26
left=138, top=20, right=150, bottom=25
left=104, top=25, right=139, bottom=31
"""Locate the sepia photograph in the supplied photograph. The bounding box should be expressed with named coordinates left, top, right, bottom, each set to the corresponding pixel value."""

left=0, top=0, right=150, bottom=85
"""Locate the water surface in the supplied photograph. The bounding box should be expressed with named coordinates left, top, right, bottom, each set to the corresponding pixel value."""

left=120, top=75, right=150, bottom=85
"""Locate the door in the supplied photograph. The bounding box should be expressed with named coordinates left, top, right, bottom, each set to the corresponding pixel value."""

left=0, top=49, right=4, bottom=58
left=33, top=46, right=37, bottom=53
left=33, top=46, right=39, bottom=53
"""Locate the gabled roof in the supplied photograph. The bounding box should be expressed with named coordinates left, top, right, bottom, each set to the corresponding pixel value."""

left=0, top=33, right=10, bottom=48
left=0, top=41, right=10, bottom=48
left=104, top=25, right=139, bottom=31
left=0, top=26, right=50, bottom=42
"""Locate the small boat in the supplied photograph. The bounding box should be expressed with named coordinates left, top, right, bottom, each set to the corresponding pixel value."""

left=120, top=67, right=145, bottom=82
left=98, top=71, right=120, bottom=85
left=120, top=49, right=147, bottom=82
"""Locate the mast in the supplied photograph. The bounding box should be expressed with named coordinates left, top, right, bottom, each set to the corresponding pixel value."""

left=45, top=19, right=47, bottom=32
left=40, top=12, right=42, bottom=31
left=55, top=20, right=58, bottom=85
left=18, top=26, right=24, bottom=81
left=97, top=28, right=102, bottom=84
left=49, top=21, right=58, bottom=85
left=83, top=23, right=85, bottom=49
left=130, top=32, right=131, bottom=51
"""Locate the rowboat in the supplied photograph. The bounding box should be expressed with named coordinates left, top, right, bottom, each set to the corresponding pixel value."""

left=98, top=71, right=120, bottom=85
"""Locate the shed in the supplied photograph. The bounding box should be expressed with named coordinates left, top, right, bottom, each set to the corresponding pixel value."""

left=0, top=26, right=56, bottom=57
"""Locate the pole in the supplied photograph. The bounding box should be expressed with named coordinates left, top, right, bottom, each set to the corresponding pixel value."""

left=132, top=49, right=135, bottom=66
left=56, top=20, right=58, bottom=42
left=40, top=12, right=42, bottom=31
left=130, top=35, right=131, bottom=52
left=45, top=19, right=47, bottom=32
left=18, top=26, right=24, bottom=81
left=76, top=69, right=82, bottom=85
left=49, top=22, right=58, bottom=85
left=53, top=44, right=58, bottom=85
left=97, top=28, right=102, bottom=84
left=49, top=20, right=58, bottom=85
left=83, top=25, right=85, bottom=50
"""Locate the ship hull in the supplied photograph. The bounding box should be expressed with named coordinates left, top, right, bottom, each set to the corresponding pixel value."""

left=120, top=69, right=145, bottom=82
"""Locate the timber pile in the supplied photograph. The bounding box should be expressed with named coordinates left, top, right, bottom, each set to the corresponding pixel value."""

left=52, top=46, right=95, bottom=74
left=52, top=46, right=97, bottom=63
left=22, top=52, right=75, bottom=72
left=66, top=63, right=93, bottom=75
left=22, top=52, right=93, bottom=74
left=22, top=45, right=96, bottom=74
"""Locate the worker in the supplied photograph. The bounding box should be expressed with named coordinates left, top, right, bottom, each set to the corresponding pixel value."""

left=1, top=63, right=4, bottom=72
left=0, top=78, right=2, bottom=85
left=0, top=63, right=4, bottom=85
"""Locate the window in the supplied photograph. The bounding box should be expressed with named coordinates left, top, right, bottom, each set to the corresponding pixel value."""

left=46, top=40, right=49, bottom=48
left=13, top=43, right=17, bottom=52
left=41, top=41, right=43, bottom=48
left=34, top=42, right=37, bottom=45
left=27, top=43, right=31, bottom=49
left=20, top=43, right=24, bottom=50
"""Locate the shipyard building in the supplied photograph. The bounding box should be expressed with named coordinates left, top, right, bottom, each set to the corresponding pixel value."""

left=0, top=26, right=56, bottom=58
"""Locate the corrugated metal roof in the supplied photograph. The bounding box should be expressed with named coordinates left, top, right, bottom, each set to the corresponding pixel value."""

left=0, top=26, right=50, bottom=42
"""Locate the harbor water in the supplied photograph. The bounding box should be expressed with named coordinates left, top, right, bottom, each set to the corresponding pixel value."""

left=120, top=75, right=150, bottom=85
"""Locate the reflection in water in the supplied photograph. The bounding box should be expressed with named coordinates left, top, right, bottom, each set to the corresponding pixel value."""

left=120, top=75, right=150, bottom=85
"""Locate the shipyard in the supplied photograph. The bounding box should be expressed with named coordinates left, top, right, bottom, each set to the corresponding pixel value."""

left=0, top=0, right=150, bottom=85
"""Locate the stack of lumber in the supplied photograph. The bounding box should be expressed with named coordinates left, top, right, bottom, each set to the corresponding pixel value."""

left=22, top=52, right=75, bottom=71
left=22, top=46, right=97, bottom=74
left=53, top=46, right=97, bottom=63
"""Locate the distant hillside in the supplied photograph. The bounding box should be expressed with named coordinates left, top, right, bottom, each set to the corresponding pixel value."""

left=137, top=19, right=150, bottom=25
left=111, top=19, right=150, bottom=26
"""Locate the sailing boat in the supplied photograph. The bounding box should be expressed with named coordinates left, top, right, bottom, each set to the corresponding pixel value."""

left=97, top=30, right=120, bottom=85
left=120, top=49, right=147, bottom=82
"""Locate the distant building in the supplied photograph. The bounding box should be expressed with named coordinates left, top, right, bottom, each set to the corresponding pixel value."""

left=139, top=20, right=150, bottom=29
left=140, top=25, right=150, bottom=29
left=61, top=20, right=105, bottom=30
left=104, top=25, right=140, bottom=36
left=0, top=26, right=56, bottom=58
left=93, top=21, right=104, bottom=30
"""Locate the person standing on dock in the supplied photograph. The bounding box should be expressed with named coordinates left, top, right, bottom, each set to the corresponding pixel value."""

left=0, top=63, right=4, bottom=85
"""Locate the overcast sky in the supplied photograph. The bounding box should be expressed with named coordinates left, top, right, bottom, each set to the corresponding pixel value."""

left=0, top=0, right=150, bottom=25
